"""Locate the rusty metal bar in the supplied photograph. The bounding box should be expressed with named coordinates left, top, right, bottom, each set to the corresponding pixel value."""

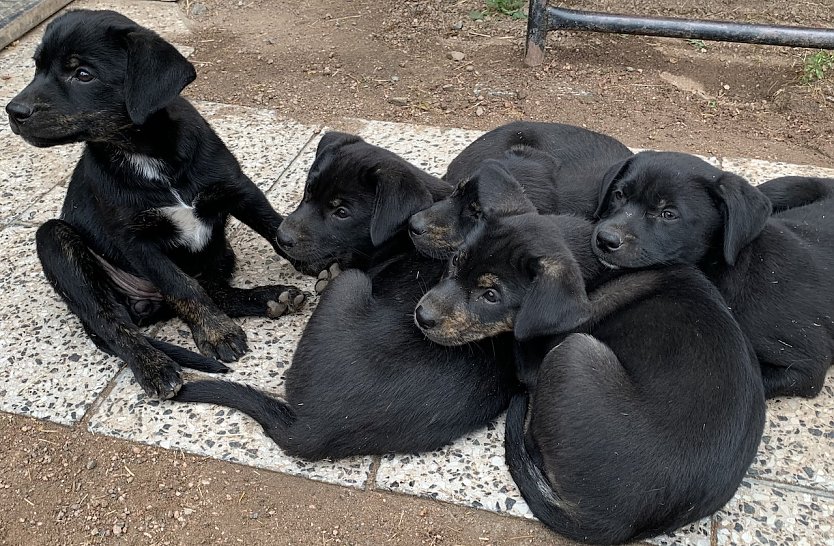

left=525, top=4, right=834, bottom=66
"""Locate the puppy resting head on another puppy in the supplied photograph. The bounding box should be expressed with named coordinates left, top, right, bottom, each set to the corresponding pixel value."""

left=408, top=150, right=550, bottom=258
left=592, top=151, right=771, bottom=268
left=415, top=213, right=593, bottom=345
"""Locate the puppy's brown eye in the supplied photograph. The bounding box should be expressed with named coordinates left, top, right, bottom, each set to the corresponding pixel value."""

left=333, top=207, right=350, bottom=219
left=612, top=190, right=625, bottom=201
left=74, top=68, right=94, bottom=83
left=451, top=254, right=460, bottom=267
left=660, top=209, right=678, bottom=220
left=482, top=289, right=500, bottom=304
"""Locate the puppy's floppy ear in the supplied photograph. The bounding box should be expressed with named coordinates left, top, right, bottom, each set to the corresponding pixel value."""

left=369, top=161, right=434, bottom=246
left=593, top=156, right=634, bottom=219
left=123, top=29, right=196, bottom=125
left=476, top=159, right=537, bottom=216
left=514, top=255, right=591, bottom=341
left=709, top=172, right=772, bottom=265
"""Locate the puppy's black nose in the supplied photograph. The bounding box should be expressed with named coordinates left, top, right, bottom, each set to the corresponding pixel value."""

left=276, top=227, right=296, bottom=249
left=596, top=229, right=623, bottom=252
left=5, top=101, right=33, bottom=123
left=409, top=214, right=427, bottom=236
left=415, top=305, right=437, bottom=329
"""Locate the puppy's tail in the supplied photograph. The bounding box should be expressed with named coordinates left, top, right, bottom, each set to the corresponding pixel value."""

left=173, top=380, right=295, bottom=446
left=759, top=175, right=834, bottom=213
left=145, top=338, right=230, bottom=374
left=505, top=394, right=609, bottom=544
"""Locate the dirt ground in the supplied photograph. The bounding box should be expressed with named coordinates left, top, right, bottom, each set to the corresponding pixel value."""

left=2, top=1, right=834, bottom=545
left=182, top=0, right=834, bottom=166
left=0, top=412, right=569, bottom=546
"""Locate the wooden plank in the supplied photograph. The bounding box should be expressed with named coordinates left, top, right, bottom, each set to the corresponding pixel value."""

left=0, top=0, right=74, bottom=51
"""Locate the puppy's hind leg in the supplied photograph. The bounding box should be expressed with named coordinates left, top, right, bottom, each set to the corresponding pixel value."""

left=36, top=220, right=183, bottom=399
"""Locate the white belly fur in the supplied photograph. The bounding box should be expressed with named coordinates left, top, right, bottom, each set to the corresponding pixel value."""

left=159, top=204, right=213, bottom=252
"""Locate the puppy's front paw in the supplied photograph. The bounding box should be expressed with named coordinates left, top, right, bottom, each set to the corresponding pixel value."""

left=131, top=352, right=183, bottom=400
left=266, top=287, right=307, bottom=318
left=314, top=263, right=342, bottom=294
left=191, top=315, right=248, bottom=363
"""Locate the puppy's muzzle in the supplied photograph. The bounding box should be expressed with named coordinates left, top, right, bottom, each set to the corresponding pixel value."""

left=414, top=304, right=438, bottom=329
left=408, top=212, right=429, bottom=237
left=595, top=229, right=624, bottom=252
left=5, top=100, right=33, bottom=133
left=276, top=225, right=297, bottom=249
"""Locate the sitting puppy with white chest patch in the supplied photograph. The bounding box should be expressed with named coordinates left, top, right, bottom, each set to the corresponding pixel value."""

left=415, top=206, right=765, bottom=544
left=5, top=10, right=304, bottom=399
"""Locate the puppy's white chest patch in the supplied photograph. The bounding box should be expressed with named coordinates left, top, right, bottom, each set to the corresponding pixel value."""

left=158, top=191, right=212, bottom=252
left=126, top=153, right=168, bottom=182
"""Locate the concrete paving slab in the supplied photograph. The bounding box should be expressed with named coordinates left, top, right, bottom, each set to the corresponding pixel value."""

left=87, top=228, right=371, bottom=488
left=722, top=157, right=834, bottom=185
left=0, top=225, right=121, bottom=425
left=0, top=126, right=79, bottom=226
left=750, top=369, right=834, bottom=493
left=715, top=479, right=834, bottom=546
left=355, top=119, right=483, bottom=177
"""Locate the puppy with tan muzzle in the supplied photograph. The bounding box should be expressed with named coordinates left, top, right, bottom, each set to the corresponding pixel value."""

left=408, top=120, right=632, bottom=259
left=416, top=212, right=765, bottom=545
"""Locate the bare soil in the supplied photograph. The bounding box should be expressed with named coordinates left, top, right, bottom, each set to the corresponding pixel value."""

left=181, top=0, right=834, bottom=166
left=0, top=412, right=569, bottom=546
left=3, top=1, right=834, bottom=544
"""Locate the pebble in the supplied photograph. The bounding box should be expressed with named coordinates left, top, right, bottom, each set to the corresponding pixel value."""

left=476, top=106, right=485, bottom=116
left=387, top=97, right=409, bottom=106
left=86, top=460, right=97, bottom=470
left=465, top=65, right=475, bottom=72
left=441, top=83, right=454, bottom=91
left=447, top=51, right=466, bottom=62
left=723, top=84, right=731, bottom=90
left=451, top=20, right=464, bottom=31
left=190, top=2, right=206, bottom=16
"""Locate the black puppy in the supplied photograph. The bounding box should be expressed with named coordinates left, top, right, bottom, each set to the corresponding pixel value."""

left=275, top=131, right=451, bottom=283
left=5, top=10, right=304, bottom=398
left=758, top=175, right=834, bottom=213
left=416, top=213, right=765, bottom=544
left=593, top=151, right=834, bottom=398
left=409, top=121, right=632, bottom=257
left=172, top=142, right=517, bottom=458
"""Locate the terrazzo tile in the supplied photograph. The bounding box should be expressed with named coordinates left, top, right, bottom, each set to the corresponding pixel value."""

left=87, top=228, right=371, bottom=488
left=355, top=119, right=483, bottom=177
left=749, top=369, right=834, bottom=493
left=192, top=101, right=321, bottom=194
left=376, top=415, right=533, bottom=518
left=0, top=127, right=80, bottom=226
left=262, top=129, right=323, bottom=216
left=715, top=480, right=834, bottom=546
left=0, top=225, right=121, bottom=425
left=721, top=157, right=834, bottom=185
left=377, top=415, right=714, bottom=546
left=647, top=519, right=713, bottom=546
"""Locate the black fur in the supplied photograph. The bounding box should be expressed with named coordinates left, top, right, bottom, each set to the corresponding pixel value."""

left=594, top=151, right=834, bottom=398
left=174, top=136, right=517, bottom=459
left=275, top=131, right=451, bottom=275
left=409, top=121, right=633, bottom=258
left=5, top=10, right=304, bottom=399
left=418, top=213, right=765, bottom=544
left=758, top=175, right=834, bottom=213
